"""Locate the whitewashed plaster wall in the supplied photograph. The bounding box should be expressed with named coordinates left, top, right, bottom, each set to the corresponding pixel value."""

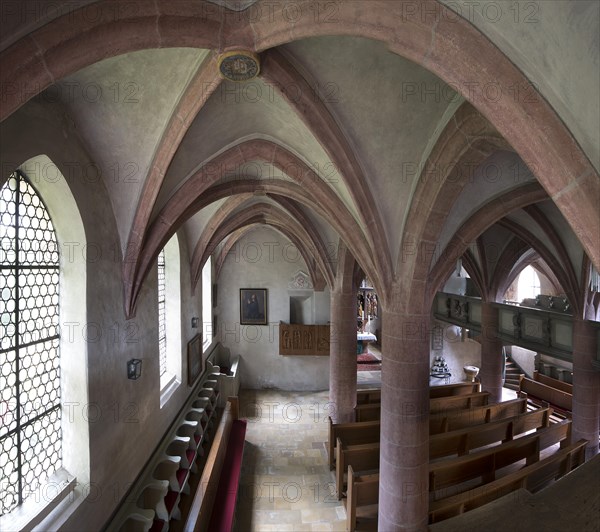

left=508, top=346, right=536, bottom=378
left=216, top=226, right=331, bottom=391
left=0, top=101, right=204, bottom=531
left=430, top=321, right=482, bottom=385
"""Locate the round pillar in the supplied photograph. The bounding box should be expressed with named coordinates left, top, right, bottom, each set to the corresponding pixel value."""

left=329, top=287, right=357, bottom=423
left=572, top=319, right=600, bottom=459
left=479, top=303, right=504, bottom=403
left=378, top=308, right=429, bottom=531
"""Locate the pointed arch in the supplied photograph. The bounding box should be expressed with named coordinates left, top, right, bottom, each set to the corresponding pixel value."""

left=191, top=202, right=333, bottom=290
left=124, top=140, right=379, bottom=316
left=2, top=0, right=598, bottom=273
left=426, top=183, right=548, bottom=304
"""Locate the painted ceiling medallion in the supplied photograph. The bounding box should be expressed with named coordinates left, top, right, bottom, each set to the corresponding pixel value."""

left=218, top=51, right=260, bottom=82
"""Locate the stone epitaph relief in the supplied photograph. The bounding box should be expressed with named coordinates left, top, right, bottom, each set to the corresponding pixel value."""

left=288, top=270, right=313, bottom=290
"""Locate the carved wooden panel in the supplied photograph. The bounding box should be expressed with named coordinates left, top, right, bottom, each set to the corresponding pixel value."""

left=279, top=323, right=330, bottom=356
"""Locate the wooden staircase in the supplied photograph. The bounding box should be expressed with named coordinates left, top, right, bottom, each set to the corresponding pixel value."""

left=504, top=356, right=524, bottom=391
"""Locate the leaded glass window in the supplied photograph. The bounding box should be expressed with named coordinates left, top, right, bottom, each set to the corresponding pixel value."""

left=158, top=249, right=166, bottom=378
left=0, top=171, right=61, bottom=516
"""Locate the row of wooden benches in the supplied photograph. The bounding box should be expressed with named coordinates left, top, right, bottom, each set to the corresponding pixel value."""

left=183, top=398, right=246, bottom=532
left=335, top=385, right=585, bottom=531
left=335, top=406, right=554, bottom=501
left=355, top=390, right=491, bottom=422
left=347, top=437, right=587, bottom=530
left=519, top=371, right=573, bottom=417
left=330, top=392, right=521, bottom=470
left=109, top=380, right=221, bottom=532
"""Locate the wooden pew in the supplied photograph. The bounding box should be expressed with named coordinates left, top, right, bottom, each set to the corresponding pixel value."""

left=429, top=392, right=490, bottom=414
left=333, top=398, right=527, bottom=470
left=344, top=438, right=588, bottom=531
left=429, top=439, right=588, bottom=523
left=533, top=370, right=573, bottom=394
left=328, top=418, right=380, bottom=470
left=336, top=439, right=380, bottom=499
left=430, top=398, right=527, bottom=435
left=337, top=408, right=551, bottom=498
left=356, top=388, right=381, bottom=405
left=183, top=398, right=246, bottom=532
left=429, top=382, right=481, bottom=398
left=519, top=375, right=572, bottom=415
left=346, top=466, right=379, bottom=532
left=429, top=419, right=572, bottom=495
left=355, top=392, right=491, bottom=422
left=429, top=407, right=552, bottom=460
left=356, top=383, right=480, bottom=406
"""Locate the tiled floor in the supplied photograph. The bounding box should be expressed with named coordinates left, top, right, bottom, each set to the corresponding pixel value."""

left=235, top=389, right=347, bottom=531
left=234, top=354, right=518, bottom=531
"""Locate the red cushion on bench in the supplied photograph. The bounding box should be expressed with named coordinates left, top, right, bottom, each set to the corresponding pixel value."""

left=176, top=468, right=188, bottom=490
left=208, top=419, right=247, bottom=532
left=164, top=490, right=178, bottom=514
left=149, top=518, right=165, bottom=532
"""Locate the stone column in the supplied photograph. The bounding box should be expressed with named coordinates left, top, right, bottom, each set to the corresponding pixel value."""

left=479, top=302, right=504, bottom=403
left=329, top=286, right=357, bottom=423
left=378, top=301, right=430, bottom=531
left=572, top=319, right=600, bottom=459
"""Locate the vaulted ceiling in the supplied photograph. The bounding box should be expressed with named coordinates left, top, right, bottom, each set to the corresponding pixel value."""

left=0, top=0, right=598, bottom=319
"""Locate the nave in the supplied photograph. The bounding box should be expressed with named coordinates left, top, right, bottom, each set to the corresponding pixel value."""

left=232, top=382, right=528, bottom=531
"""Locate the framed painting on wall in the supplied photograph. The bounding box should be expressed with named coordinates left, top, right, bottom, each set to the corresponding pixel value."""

left=240, top=288, right=268, bottom=325
left=187, top=333, right=203, bottom=385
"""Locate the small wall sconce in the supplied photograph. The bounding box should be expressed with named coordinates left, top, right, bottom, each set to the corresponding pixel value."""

left=127, top=359, right=142, bottom=380
left=191, top=317, right=199, bottom=329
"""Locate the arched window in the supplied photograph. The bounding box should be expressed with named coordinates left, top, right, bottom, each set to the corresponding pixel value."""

left=202, top=257, right=212, bottom=347
left=0, top=171, right=61, bottom=516
left=157, top=249, right=167, bottom=380
left=517, top=265, right=541, bottom=301
left=158, top=235, right=181, bottom=406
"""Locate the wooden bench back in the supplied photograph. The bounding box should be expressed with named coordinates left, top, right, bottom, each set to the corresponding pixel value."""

left=335, top=439, right=380, bottom=498
left=355, top=392, right=492, bottom=422
left=346, top=465, right=379, bottom=532
left=429, top=438, right=588, bottom=523
left=185, top=400, right=236, bottom=532
left=356, top=388, right=381, bottom=404
left=520, top=376, right=572, bottom=411
left=429, top=382, right=481, bottom=398
left=429, top=407, right=551, bottom=459
left=429, top=398, right=527, bottom=434
left=354, top=403, right=382, bottom=422
left=429, top=419, right=572, bottom=493
left=533, top=370, right=573, bottom=394
left=429, top=392, right=490, bottom=414
left=328, top=417, right=380, bottom=469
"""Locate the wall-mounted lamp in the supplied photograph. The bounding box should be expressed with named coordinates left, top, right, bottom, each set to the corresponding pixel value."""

left=191, top=317, right=199, bottom=329
left=127, top=359, right=142, bottom=380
